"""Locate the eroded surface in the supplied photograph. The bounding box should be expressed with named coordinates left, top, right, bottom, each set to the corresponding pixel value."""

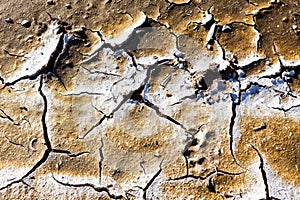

left=1, top=0, right=300, bottom=199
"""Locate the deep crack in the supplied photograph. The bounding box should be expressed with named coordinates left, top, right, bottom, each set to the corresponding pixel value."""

left=143, top=160, right=163, bottom=200
left=251, top=145, right=270, bottom=200
left=52, top=175, right=123, bottom=199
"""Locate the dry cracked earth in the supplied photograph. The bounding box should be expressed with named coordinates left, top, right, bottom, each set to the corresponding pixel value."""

left=0, top=0, right=300, bottom=199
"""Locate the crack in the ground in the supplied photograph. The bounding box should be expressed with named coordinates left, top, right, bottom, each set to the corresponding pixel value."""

left=0, top=75, right=54, bottom=191
left=168, top=167, right=244, bottom=182
left=99, top=137, right=104, bottom=184
left=52, top=175, right=123, bottom=199
left=250, top=144, right=271, bottom=200
left=168, top=167, right=245, bottom=198
left=5, top=136, right=27, bottom=150
left=250, top=145, right=281, bottom=200
left=38, top=76, right=52, bottom=150
left=0, top=109, right=18, bottom=125
left=270, top=104, right=300, bottom=112
left=242, top=80, right=298, bottom=99
left=79, top=115, right=108, bottom=140
left=169, top=170, right=216, bottom=181
left=3, top=49, right=26, bottom=58
left=1, top=2, right=299, bottom=198
left=52, top=149, right=90, bottom=158
left=82, top=66, right=121, bottom=77
left=61, top=91, right=104, bottom=96
left=143, top=160, right=163, bottom=200
left=227, top=80, right=250, bottom=171
left=129, top=84, right=192, bottom=134
left=80, top=58, right=189, bottom=139
left=0, top=148, right=51, bottom=191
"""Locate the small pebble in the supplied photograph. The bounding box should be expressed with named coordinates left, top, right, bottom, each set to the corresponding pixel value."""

left=222, top=25, right=232, bottom=32
left=292, top=25, right=298, bottom=30
left=47, top=0, right=54, bottom=5
left=21, top=20, right=31, bottom=28
left=282, top=17, right=288, bottom=22
left=66, top=3, right=72, bottom=9
left=253, top=122, right=266, bottom=131
left=207, top=44, right=213, bottom=51
left=5, top=18, right=14, bottom=23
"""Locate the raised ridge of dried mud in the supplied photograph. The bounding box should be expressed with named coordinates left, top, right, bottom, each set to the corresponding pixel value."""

left=0, top=0, right=300, bottom=199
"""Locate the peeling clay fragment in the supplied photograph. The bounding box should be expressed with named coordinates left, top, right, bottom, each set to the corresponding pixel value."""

left=215, top=23, right=263, bottom=67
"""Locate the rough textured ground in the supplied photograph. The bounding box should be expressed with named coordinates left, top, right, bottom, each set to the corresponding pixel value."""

left=0, top=0, right=300, bottom=199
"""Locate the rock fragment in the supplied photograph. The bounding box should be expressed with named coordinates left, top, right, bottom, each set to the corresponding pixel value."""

left=4, top=18, right=13, bottom=23
left=20, top=20, right=31, bottom=28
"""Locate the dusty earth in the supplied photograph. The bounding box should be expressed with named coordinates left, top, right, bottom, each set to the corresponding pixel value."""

left=0, top=0, right=300, bottom=199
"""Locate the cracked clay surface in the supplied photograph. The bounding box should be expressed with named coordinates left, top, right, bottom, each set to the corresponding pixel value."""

left=0, top=0, right=300, bottom=199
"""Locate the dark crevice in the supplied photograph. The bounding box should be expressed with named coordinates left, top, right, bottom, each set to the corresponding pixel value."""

left=129, top=82, right=191, bottom=133
left=251, top=145, right=270, bottom=200
left=184, top=156, right=189, bottom=176
left=169, top=170, right=216, bottom=181
left=0, top=109, right=19, bottom=125
left=215, top=168, right=245, bottom=176
left=0, top=75, right=53, bottom=191
left=107, top=63, right=155, bottom=116
left=241, top=58, right=267, bottom=74
left=52, top=149, right=90, bottom=157
left=207, top=177, right=216, bottom=193
left=132, top=90, right=189, bottom=132
left=3, top=49, right=25, bottom=58
left=169, top=168, right=244, bottom=182
left=61, top=91, right=104, bottom=96
left=52, top=175, right=123, bottom=199
left=228, top=81, right=247, bottom=170
left=5, top=136, right=27, bottom=149
left=38, top=76, right=52, bottom=150
left=270, top=104, right=300, bottom=112
left=242, top=80, right=298, bottom=99
left=82, top=66, right=121, bottom=77
left=99, top=137, right=104, bottom=184
left=143, top=160, right=163, bottom=200
left=79, top=115, right=107, bottom=139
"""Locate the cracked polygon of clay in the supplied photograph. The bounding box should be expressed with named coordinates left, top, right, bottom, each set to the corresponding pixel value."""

left=99, top=103, right=189, bottom=188
left=234, top=87, right=300, bottom=198
left=42, top=85, right=103, bottom=154
left=0, top=80, right=46, bottom=187
left=177, top=33, right=225, bottom=73
left=245, top=0, right=273, bottom=15
left=134, top=26, right=177, bottom=60
left=254, top=2, right=300, bottom=61
left=195, top=0, right=255, bottom=25
left=157, top=4, right=205, bottom=33
left=39, top=152, right=100, bottom=180
left=1, top=22, right=62, bottom=83
left=216, top=23, right=263, bottom=68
